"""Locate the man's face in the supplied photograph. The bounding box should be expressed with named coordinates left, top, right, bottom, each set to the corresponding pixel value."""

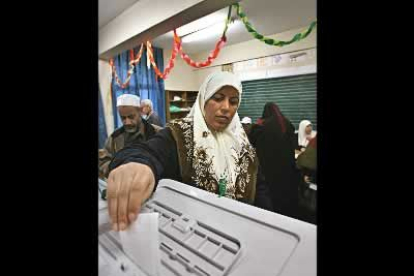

left=242, top=123, right=252, bottom=135
left=118, top=106, right=142, bottom=133
left=142, top=105, right=150, bottom=116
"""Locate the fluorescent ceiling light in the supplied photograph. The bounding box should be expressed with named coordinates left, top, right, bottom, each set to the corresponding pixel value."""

left=176, top=14, right=224, bottom=37
left=175, top=7, right=229, bottom=37
left=181, top=19, right=238, bottom=44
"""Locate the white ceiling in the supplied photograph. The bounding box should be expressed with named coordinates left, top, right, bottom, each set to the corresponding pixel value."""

left=99, top=0, right=316, bottom=54
left=99, top=0, right=140, bottom=28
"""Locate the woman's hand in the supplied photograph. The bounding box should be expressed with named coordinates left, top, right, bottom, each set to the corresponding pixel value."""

left=107, top=163, right=155, bottom=231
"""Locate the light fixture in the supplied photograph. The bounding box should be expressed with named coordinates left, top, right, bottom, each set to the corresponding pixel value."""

left=175, top=6, right=231, bottom=38
left=181, top=18, right=237, bottom=44
left=176, top=13, right=225, bottom=37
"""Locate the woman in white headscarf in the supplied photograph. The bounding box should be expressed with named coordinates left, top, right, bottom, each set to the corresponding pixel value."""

left=106, top=72, right=259, bottom=231
left=297, top=120, right=317, bottom=151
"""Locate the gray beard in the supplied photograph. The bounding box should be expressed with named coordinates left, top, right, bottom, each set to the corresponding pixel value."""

left=124, top=126, right=138, bottom=133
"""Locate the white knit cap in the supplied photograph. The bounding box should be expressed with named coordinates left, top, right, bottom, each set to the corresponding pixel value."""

left=116, top=94, right=141, bottom=107
left=241, top=117, right=252, bottom=124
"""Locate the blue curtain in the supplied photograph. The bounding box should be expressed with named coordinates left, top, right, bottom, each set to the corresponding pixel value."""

left=111, top=45, right=166, bottom=129
left=98, top=89, right=108, bottom=149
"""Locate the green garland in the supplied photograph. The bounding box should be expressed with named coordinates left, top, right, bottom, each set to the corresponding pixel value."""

left=222, top=5, right=232, bottom=38
left=234, top=3, right=317, bottom=47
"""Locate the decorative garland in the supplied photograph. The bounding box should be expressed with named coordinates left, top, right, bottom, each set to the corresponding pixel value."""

left=109, top=3, right=317, bottom=86
left=176, top=5, right=232, bottom=68
left=131, top=43, right=145, bottom=64
left=178, top=33, right=227, bottom=68
left=234, top=3, right=317, bottom=47
left=146, top=30, right=181, bottom=79
left=110, top=44, right=144, bottom=88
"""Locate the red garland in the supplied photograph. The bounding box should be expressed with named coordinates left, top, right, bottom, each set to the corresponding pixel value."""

left=146, top=31, right=181, bottom=80
left=109, top=44, right=144, bottom=89
left=175, top=31, right=227, bottom=68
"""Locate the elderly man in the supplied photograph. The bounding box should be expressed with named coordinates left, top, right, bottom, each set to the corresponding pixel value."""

left=241, top=116, right=252, bottom=135
left=99, top=94, right=161, bottom=178
left=141, top=99, right=163, bottom=127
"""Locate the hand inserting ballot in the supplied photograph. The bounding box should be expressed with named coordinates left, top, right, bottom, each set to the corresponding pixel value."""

left=107, top=163, right=155, bottom=231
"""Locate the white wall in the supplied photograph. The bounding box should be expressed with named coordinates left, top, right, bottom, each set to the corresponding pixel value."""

left=231, top=47, right=316, bottom=81
left=163, top=48, right=200, bottom=91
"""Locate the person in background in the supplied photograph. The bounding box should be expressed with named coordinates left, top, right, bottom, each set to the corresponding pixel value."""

left=106, top=72, right=261, bottom=231
left=249, top=102, right=301, bottom=219
left=296, top=135, right=317, bottom=224
left=296, top=120, right=317, bottom=154
left=141, top=99, right=163, bottom=127
left=297, top=135, right=317, bottom=184
left=241, top=116, right=252, bottom=135
left=98, top=94, right=161, bottom=179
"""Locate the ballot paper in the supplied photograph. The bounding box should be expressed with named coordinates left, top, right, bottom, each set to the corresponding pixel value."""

left=120, top=213, right=160, bottom=276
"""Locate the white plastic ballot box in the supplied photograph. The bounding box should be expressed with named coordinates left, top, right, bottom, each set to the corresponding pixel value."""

left=99, top=179, right=316, bottom=276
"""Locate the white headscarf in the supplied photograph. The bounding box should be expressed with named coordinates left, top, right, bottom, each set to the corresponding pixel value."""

left=298, top=120, right=317, bottom=147
left=187, top=71, right=251, bottom=186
